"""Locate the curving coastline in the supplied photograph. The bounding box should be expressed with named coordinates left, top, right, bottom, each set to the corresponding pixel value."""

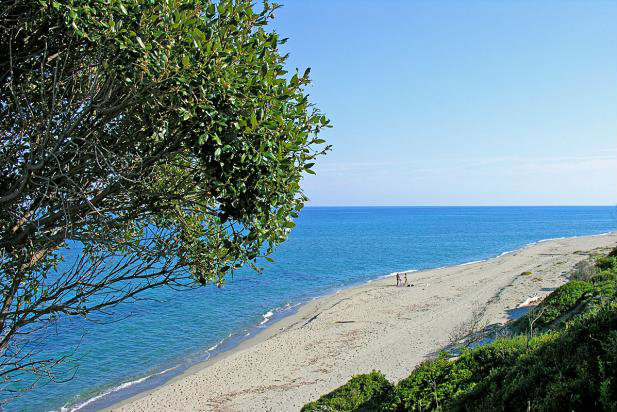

left=95, top=232, right=617, bottom=412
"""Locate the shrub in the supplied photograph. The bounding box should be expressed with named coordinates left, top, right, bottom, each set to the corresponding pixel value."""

left=591, top=254, right=617, bottom=285
left=510, top=280, right=595, bottom=335
left=382, top=354, right=470, bottom=412
left=530, top=280, right=594, bottom=328
left=450, top=303, right=617, bottom=412
left=303, top=303, right=617, bottom=412
left=570, top=258, right=596, bottom=281
left=591, top=272, right=617, bottom=283
left=300, top=371, right=393, bottom=412
left=595, top=256, right=617, bottom=273
left=598, top=330, right=617, bottom=411
left=383, top=338, right=528, bottom=412
left=302, top=248, right=617, bottom=412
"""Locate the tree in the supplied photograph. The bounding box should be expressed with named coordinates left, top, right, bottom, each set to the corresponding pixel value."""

left=0, top=0, right=329, bottom=402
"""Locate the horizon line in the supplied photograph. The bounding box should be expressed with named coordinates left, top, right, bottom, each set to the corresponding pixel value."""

left=303, top=204, right=617, bottom=208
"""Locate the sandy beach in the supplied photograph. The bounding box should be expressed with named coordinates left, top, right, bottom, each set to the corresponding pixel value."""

left=102, top=233, right=617, bottom=412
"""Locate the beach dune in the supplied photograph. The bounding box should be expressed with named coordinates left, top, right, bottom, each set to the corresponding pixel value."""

left=103, top=233, right=617, bottom=412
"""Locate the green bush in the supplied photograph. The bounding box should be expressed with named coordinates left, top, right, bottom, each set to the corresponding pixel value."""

left=510, top=280, right=595, bottom=334
left=590, top=272, right=617, bottom=283
left=589, top=279, right=617, bottom=301
left=598, top=330, right=617, bottom=411
left=300, top=371, right=393, bottom=412
left=302, top=303, right=617, bottom=412
left=382, top=302, right=617, bottom=412
left=513, top=270, right=617, bottom=335
left=382, top=354, right=470, bottom=412
left=302, top=249, right=617, bottom=412
left=450, top=303, right=617, bottom=412
left=595, top=256, right=617, bottom=273
left=590, top=254, right=617, bottom=286
left=570, top=258, right=596, bottom=281
left=384, top=338, right=528, bottom=412
left=534, top=280, right=594, bottom=327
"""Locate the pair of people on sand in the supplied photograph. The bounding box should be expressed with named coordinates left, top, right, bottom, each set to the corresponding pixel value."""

left=395, top=272, right=409, bottom=287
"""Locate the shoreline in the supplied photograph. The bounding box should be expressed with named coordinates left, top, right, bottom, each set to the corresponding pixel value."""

left=83, top=233, right=614, bottom=412
left=94, top=232, right=617, bottom=412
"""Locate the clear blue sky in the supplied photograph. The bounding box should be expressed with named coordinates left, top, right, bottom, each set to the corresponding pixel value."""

left=270, top=1, right=617, bottom=206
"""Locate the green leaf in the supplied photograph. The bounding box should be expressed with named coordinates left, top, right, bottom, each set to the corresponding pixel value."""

left=250, top=112, right=257, bottom=128
left=193, top=28, right=206, bottom=43
left=3, top=0, right=330, bottom=364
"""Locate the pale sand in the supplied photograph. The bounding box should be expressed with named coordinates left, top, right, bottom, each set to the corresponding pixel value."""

left=103, top=233, right=617, bottom=412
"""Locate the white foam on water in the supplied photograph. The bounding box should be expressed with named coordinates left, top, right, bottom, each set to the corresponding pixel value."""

left=591, top=232, right=614, bottom=237
left=367, top=269, right=418, bottom=284
left=537, top=236, right=567, bottom=243
left=58, top=365, right=179, bottom=412
left=457, top=260, right=485, bottom=266
left=285, top=302, right=302, bottom=311
left=498, top=250, right=516, bottom=257
left=519, top=231, right=616, bottom=251
left=258, top=310, right=274, bottom=326
left=52, top=230, right=616, bottom=412
left=272, top=302, right=293, bottom=312
left=208, top=334, right=230, bottom=351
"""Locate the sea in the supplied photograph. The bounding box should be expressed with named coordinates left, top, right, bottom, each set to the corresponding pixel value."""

left=11, top=206, right=617, bottom=412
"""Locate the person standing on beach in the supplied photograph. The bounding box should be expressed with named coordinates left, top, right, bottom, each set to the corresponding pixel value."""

left=396, top=273, right=401, bottom=286
left=404, top=273, right=408, bottom=286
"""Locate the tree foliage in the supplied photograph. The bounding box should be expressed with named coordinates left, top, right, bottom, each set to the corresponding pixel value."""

left=0, top=0, right=329, bottom=400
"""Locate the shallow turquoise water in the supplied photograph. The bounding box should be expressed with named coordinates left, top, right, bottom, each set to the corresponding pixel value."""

left=12, top=206, right=617, bottom=412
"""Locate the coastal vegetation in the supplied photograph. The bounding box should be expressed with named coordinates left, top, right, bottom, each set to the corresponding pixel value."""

left=0, top=0, right=328, bottom=403
left=302, top=247, right=617, bottom=412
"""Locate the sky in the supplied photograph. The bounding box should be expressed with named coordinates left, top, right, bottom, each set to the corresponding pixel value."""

left=270, top=0, right=617, bottom=206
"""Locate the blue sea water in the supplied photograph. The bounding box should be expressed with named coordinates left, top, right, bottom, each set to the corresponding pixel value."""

left=13, top=206, right=617, bottom=412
